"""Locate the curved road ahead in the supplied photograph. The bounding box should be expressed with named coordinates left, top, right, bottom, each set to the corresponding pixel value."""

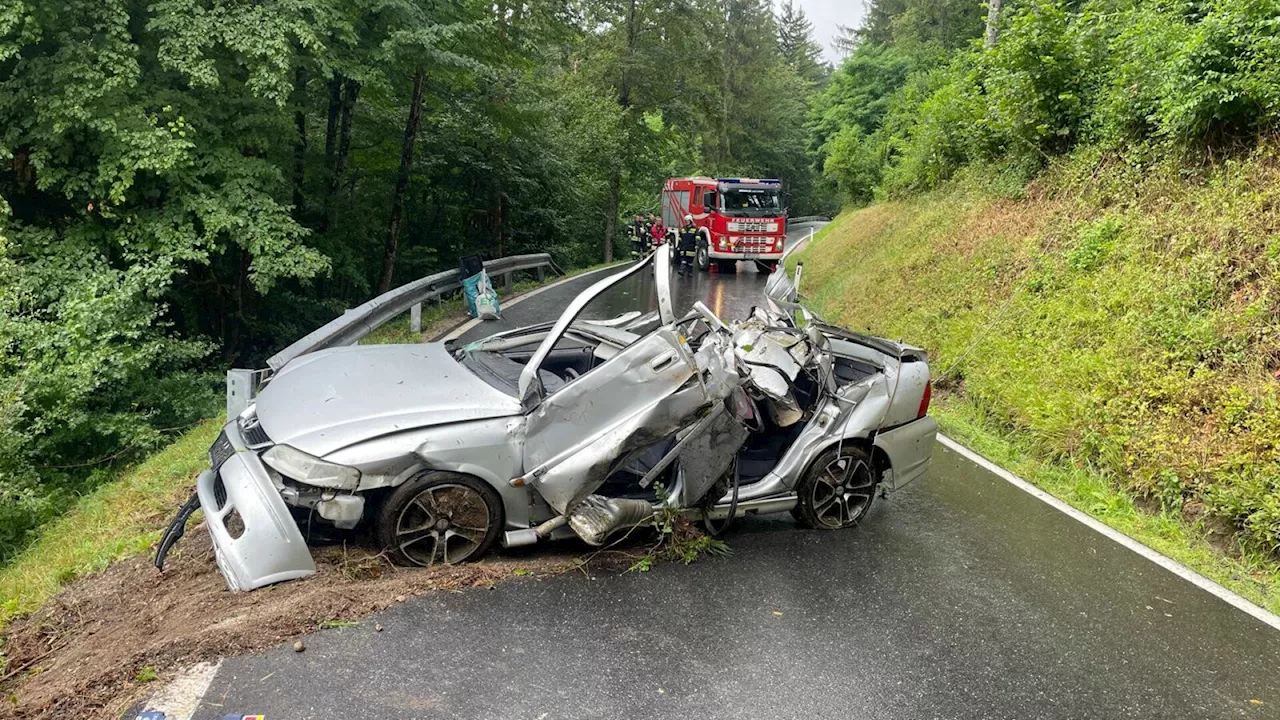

left=189, top=222, right=1280, bottom=720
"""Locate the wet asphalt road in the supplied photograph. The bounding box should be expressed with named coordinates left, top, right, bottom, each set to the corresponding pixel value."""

left=191, top=223, right=1280, bottom=719
left=196, top=446, right=1280, bottom=719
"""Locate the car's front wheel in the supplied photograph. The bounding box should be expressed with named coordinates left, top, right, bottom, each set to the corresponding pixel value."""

left=792, top=446, right=878, bottom=529
left=376, top=471, right=504, bottom=566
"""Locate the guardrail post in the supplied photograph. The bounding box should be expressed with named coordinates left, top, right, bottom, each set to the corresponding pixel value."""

left=504, top=271, right=512, bottom=294
left=536, top=266, right=545, bottom=283
left=410, top=302, right=422, bottom=333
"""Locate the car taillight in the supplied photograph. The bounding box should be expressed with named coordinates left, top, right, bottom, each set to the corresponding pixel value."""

left=918, top=380, right=932, bottom=418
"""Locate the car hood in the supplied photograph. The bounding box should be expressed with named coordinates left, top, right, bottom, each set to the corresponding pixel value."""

left=255, top=343, right=522, bottom=457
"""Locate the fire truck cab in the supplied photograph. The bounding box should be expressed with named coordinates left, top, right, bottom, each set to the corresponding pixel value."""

left=662, top=177, right=787, bottom=273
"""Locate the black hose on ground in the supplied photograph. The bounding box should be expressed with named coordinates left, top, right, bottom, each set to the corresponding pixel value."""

left=154, top=492, right=200, bottom=570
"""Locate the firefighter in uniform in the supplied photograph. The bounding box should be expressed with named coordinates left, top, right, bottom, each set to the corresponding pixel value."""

left=676, top=214, right=698, bottom=276
left=629, top=214, right=646, bottom=258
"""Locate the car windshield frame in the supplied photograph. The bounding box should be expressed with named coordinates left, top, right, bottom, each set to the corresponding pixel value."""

left=516, top=250, right=673, bottom=407
left=719, top=185, right=782, bottom=217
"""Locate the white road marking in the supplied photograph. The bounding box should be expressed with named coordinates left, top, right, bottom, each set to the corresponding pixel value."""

left=142, top=660, right=222, bottom=720
left=440, top=261, right=629, bottom=342
left=938, top=434, right=1280, bottom=632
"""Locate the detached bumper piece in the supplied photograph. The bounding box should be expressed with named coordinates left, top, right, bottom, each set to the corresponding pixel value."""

left=196, top=451, right=316, bottom=591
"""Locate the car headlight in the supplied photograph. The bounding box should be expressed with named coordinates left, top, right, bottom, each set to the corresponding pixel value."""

left=261, top=445, right=360, bottom=490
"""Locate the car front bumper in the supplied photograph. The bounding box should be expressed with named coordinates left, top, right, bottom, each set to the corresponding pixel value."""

left=196, top=423, right=316, bottom=591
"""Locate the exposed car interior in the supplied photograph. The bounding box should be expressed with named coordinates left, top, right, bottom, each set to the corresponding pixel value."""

left=456, top=326, right=635, bottom=397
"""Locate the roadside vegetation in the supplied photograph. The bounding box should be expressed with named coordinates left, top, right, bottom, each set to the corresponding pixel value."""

left=796, top=150, right=1280, bottom=612
left=795, top=0, right=1280, bottom=605
left=0, top=420, right=221, bottom=629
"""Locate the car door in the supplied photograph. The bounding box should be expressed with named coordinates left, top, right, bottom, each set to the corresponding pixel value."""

left=518, top=251, right=703, bottom=514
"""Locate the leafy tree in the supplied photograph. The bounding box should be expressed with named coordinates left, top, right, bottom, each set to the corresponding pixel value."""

left=807, top=43, right=913, bottom=173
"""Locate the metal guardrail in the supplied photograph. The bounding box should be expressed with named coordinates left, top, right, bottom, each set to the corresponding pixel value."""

left=789, top=215, right=832, bottom=224
left=226, top=253, right=558, bottom=418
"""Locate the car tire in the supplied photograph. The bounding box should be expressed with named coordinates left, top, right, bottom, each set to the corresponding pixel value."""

left=793, top=445, right=878, bottom=530
left=695, top=245, right=710, bottom=272
left=376, top=471, right=504, bottom=567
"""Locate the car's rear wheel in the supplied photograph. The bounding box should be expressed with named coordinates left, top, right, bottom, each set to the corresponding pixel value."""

left=793, top=446, right=877, bottom=530
left=377, top=471, right=503, bottom=566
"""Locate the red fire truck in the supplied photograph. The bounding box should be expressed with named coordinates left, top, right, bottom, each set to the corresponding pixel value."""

left=662, top=177, right=787, bottom=273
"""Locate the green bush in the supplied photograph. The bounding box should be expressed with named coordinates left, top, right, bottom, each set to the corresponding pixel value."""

left=0, top=237, right=217, bottom=560
left=822, top=0, right=1280, bottom=197
left=982, top=0, right=1107, bottom=160
left=822, top=126, right=883, bottom=204
left=879, top=60, right=988, bottom=195
left=1154, top=0, right=1280, bottom=145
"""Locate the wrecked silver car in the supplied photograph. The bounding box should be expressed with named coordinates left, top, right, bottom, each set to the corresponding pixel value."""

left=157, top=249, right=937, bottom=591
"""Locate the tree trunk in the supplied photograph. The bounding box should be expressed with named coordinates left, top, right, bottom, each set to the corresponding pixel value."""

left=292, top=66, right=308, bottom=218
left=603, top=0, right=639, bottom=263
left=985, top=0, right=1002, bottom=48
left=377, top=71, right=425, bottom=296
left=604, top=167, right=621, bottom=263
left=322, top=78, right=360, bottom=233
left=324, top=77, right=341, bottom=167
left=489, top=186, right=504, bottom=257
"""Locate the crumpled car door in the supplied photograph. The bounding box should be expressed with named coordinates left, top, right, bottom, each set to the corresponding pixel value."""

left=521, top=327, right=708, bottom=514
left=518, top=249, right=705, bottom=514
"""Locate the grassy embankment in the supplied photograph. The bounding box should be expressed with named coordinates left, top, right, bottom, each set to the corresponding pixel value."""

left=794, top=149, right=1280, bottom=614
left=0, top=262, right=625, bottom=636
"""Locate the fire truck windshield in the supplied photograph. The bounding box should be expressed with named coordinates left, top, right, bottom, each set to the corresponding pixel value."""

left=719, top=187, right=781, bottom=216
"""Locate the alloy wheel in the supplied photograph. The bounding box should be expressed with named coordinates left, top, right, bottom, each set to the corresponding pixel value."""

left=394, top=483, right=492, bottom=566
left=807, top=452, right=876, bottom=529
